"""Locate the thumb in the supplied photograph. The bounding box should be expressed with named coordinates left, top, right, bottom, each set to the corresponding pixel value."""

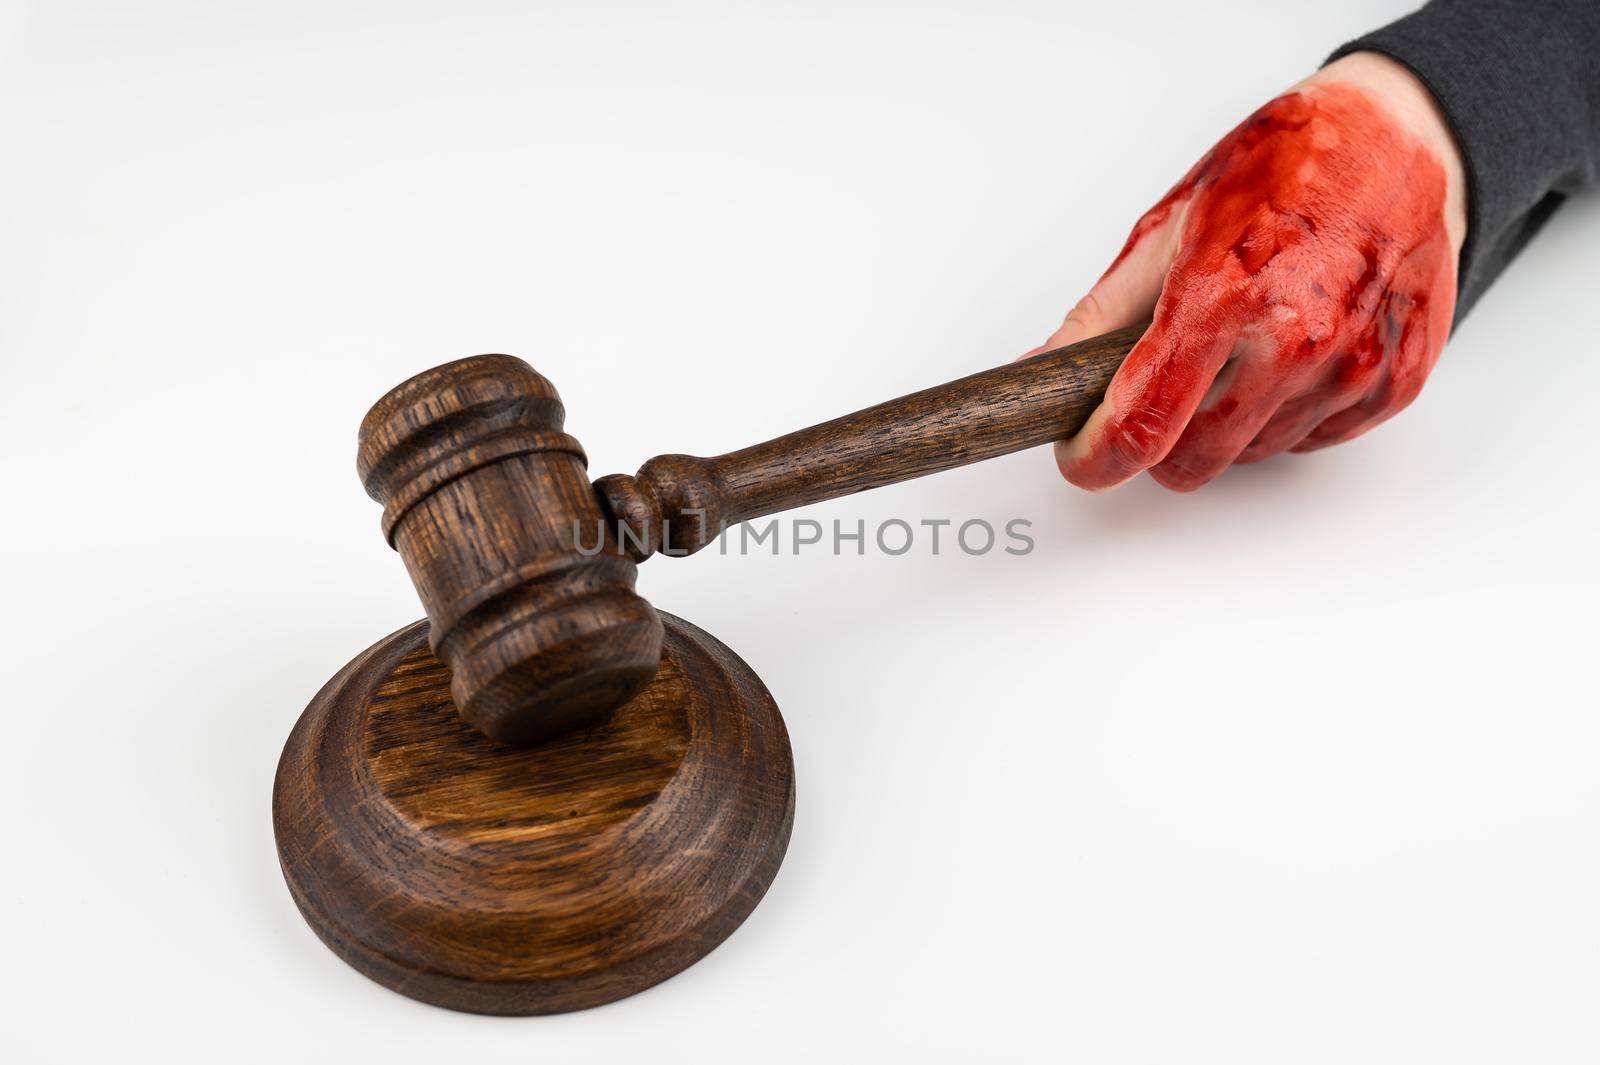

left=1042, top=203, right=1186, bottom=350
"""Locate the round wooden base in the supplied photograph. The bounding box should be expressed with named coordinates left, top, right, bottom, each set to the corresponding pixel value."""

left=273, top=612, right=794, bottom=1015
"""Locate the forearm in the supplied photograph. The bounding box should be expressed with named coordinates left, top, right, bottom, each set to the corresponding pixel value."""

left=1330, top=0, right=1600, bottom=321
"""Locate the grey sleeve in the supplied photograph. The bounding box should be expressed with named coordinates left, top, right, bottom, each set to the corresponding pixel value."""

left=1329, top=0, right=1600, bottom=322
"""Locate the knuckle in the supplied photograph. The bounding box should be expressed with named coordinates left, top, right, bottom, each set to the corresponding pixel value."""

left=1102, top=406, right=1177, bottom=471
left=1335, top=340, right=1384, bottom=386
left=1151, top=465, right=1208, bottom=492
left=1059, top=293, right=1106, bottom=337
left=1152, top=439, right=1226, bottom=492
left=1069, top=292, right=1105, bottom=324
left=1384, top=368, right=1429, bottom=411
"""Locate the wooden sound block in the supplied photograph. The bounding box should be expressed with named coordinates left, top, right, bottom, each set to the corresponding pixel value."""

left=273, top=612, right=795, bottom=1015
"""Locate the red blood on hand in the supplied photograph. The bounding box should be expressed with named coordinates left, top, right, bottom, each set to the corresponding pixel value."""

left=1059, top=84, right=1457, bottom=491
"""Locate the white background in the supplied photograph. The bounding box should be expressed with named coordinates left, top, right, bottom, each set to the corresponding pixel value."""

left=3, top=2, right=1596, bottom=1061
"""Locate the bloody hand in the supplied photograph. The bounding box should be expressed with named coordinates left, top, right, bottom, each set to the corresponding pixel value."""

left=1044, top=53, right=1468, bottom=491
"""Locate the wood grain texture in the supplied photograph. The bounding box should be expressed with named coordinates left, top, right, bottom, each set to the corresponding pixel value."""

left=595, top=322, right=1146, bottom=557
left=358, top=355, right=665, bottom=745
left=353, top=324, right=1142, bottom=744
left=273, top=612, right=794, bottom=1016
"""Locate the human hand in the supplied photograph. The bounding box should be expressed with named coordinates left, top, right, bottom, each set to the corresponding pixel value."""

left=1041, top=52, right=1468, bottom=491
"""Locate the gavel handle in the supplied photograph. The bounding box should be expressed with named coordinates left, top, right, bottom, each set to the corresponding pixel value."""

left=595, top=323, right=1147, bottom=558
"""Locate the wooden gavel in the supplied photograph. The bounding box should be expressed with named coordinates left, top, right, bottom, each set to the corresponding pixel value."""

left=278, top=322, right=1148, bottom=1016
left=358, top=323, right=1145, bottom=745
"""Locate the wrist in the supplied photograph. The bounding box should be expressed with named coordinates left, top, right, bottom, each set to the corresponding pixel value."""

left=1299, top=52, right=1469, bottom=259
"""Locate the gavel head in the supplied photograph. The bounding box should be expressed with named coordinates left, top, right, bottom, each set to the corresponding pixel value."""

left=358, top=355, right=663, bottom=746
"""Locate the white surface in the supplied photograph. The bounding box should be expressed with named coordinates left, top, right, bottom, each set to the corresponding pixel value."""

left=3, top=2, right=1597, bottom=1061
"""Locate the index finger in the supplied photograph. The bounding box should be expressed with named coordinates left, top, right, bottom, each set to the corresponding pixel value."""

left=1055, top=289, right=1242, bottom=490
